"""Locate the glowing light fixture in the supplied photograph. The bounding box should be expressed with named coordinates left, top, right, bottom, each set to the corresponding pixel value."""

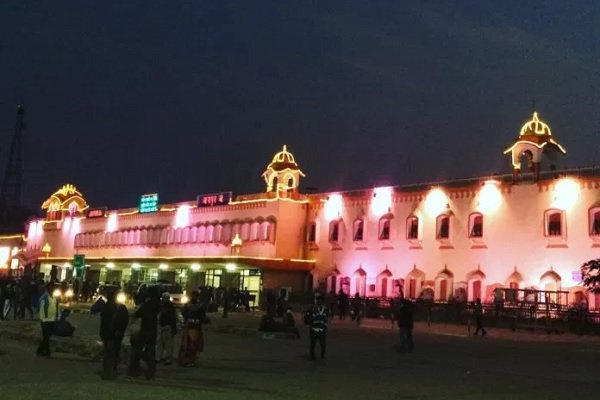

left=191, top=263, right=201, bottom=272
left=63, top=217, right=72, bottom=231
left=159, top=263, right=169, bottom=270
left=424, top=188, right=448, bottom=216
left=117, top=292, right=127, bottom=304
left=107, top=213, right=118, bottom=232
left=225, top=263, right=237, bottom=271
left=132, top=263, right=141, bottom=270
left=478, top=181, right=502, bottom=214
left=106, top=262, right=115, bottom=269
left=371, top=187, right=393, bottom=216
left=552, top=178, right=579, bottom=210
left=175, top=204, right=191, bottom=228
left=42, top=243, right=52, bottom=256
left=324, top=194, right=343, bottom=221
left=65, top=289, right=74, bottom=298
left=52, top=289, right=61, bottom=298
left=28, top=222, right=37, bottom=238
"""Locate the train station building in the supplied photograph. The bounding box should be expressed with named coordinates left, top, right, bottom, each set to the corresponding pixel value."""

left=15, top=112, right=600, bottom=307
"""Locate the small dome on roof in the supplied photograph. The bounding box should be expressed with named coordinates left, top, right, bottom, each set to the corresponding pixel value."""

left=265, top=145, right=304, bottom=173
left=520, top=112, right=552, bottom=137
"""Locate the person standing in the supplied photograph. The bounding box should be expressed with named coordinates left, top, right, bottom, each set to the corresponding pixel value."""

left=338, top=290, right=349, bottom=320
left=37, top=284, right=59, bottom=357
left=157, top=292, right=177, bottom=365
left=305, top=296, right=328, bottom=360
left=99, top=287, right=129, bottom=380
left=128, top=286, right=160, bottom=379
left=179, top=291, right=207, bottom=367
left=395, top=298, right=414, bottom=352
left=473, top=298, right=487, bottom=336
left=351, top=293, right=363, bottom=326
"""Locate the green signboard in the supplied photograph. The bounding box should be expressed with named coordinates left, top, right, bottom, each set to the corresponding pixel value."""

left=139, top=193, right=159, bottom=213
left=73, top=254, right=85, bottom=279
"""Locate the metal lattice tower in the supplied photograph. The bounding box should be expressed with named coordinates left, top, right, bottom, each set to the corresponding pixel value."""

left=0, top=104, right=25, bottom=209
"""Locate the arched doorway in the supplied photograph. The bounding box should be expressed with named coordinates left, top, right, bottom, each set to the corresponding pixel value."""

left=377, top=267, right=392, bottom=298
left=435, top=267, right=454, bottom=301
left=540, top=269, right=562, bottom=304
left=405, top=265, right=426, bottom=299
left=466, top=268, right=486, bottom=302
left=353, top=267, right=367, bottom=297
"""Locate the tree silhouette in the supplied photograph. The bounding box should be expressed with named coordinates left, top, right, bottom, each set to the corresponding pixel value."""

left=581, top=259, right=600, bottom=294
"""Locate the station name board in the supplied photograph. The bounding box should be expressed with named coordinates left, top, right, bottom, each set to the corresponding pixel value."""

left=197, top=192, right=232, bottom=207
left=86, top=207, right=107, bottom=218
left=139, top=193, right=159, bottom=213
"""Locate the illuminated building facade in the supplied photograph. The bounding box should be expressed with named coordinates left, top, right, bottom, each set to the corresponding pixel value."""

left=19, top=113, right=600, bottom=307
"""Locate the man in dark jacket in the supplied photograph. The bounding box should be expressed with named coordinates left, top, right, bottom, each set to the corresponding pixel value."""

left=305, top=296, right=328, bottom=360
left=99, top=287, right=129, bottom=380
left=128, top=285, right=160, bottom=379
left=395, top=298, right=414, bottom=352
left=157, top=292, right=177, bottom=365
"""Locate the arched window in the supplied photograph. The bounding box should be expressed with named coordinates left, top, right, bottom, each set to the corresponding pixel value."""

left=206, top=225, right=215, bottom=243
left=221, top=224, right=232, bottom=243
left=250, top=222, right=260, bottom=241
left=589, top=207, right=600, bottom=236
left=240, top=223, right=250, bottom=241
left=329, top=220, right=340, bottom=242
left=436, top=215, right=450, bottom=239
left=166, top=228, right=175, bottom=244
left=406, top=216, right=419, bottom=240
left=134, top=229, right=141, bottom=245
left=469, top=213, right=483, bottom=238
left=544, top=209, right=563, bottom=237
left=378, top=215, right=392, bottom=240
left=214, top=225, right=223, bottom=243
left=160, top=228, right=169, bottom=245
left=307, top=222, right=317, bottom=243
left=140, top=229, right=148, bottom=245
left=190, top=226, right=198, bottom=243
left=197, top=225, right=206, bottom=243
left=353, top=219, right=364, bottom=241
left=182, top=227, right=190, bottom=244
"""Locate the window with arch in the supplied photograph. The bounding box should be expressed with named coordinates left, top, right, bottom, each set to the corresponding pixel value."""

left=197, top=225, right=206, bottom=243
left=182, top=227, right=190, bottom=244
left=240, top=223, right=250, bottom=241
left=469, top=213, right=483, bottom=238
left=378, top=216, right=391, bottom=240
left=261, top=222, right=273, bottom=241
left=353, top=219, right=364, bottom=241
left=406, top=216, right=419, bottom=240
left=206, top=225, right=215, bottom=243
left=436, top=215, right=450, bottom=239
left=589, top=207, right=600, bottom=236
left=329, top=220, right=341, bottom=242
left=214, top=225, right=223, bottom=243
left=307, top=222, right=317, bottom=243
left=544, top=209, right=563, bottom=237
left=221, top=224, right=232, bottom=243
left=250, top=222, right=260, bottom=241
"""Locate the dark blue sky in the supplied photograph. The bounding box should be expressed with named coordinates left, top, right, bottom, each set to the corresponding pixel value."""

left=1, top=1, right=599, bottom=209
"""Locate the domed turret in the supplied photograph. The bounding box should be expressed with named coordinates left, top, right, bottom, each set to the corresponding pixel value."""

left=504, top=112, right=566, bottom=182
left=41, top=184, right=89, bottom=221
left=262, top=145, right=305, bottom=196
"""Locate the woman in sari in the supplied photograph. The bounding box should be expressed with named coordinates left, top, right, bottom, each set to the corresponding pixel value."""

left=179, top=290, right=206, bottom=367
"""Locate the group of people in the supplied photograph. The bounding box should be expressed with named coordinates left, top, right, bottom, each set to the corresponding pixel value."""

left=324, top=290, right=366, bottom=324
left=95, top=286, right=208, bottom=380
left=0, top=277, right=40, bottom=320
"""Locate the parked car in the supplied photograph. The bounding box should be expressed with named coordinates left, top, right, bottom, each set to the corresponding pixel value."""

left=135, top=282, right=188, bottom=307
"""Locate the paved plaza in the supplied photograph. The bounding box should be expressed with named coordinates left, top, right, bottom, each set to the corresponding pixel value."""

left=1, top=313, right=600, bottom=400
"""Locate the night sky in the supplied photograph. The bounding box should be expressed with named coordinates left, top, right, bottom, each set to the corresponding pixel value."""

left=1, top=1, right=599, bottom=210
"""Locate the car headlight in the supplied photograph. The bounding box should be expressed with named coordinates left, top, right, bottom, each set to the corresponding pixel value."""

left=52, top=289, right=62, bottom=298
left=116, top=292, right=127, bottom=304
left=181, top=295, right=189, bottom=304
left=65, top=289, right=74, bottom=298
